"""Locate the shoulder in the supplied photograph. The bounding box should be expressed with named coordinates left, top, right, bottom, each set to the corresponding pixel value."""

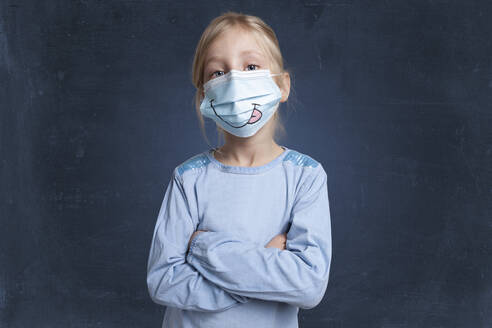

left=283, top=148, right=327, bottom=187
left=283, top=148, right=326, bottom=178
left=283, top=149, right=328, bottom=201
left=283, top=148, right=321, bottom=169
left=174, top=150, right=211, bottom=179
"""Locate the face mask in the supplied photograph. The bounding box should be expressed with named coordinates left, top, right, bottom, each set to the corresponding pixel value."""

left=200, top=69, right=283, bottom=138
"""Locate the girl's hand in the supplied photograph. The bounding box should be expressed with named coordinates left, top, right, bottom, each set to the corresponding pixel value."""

left=265, top=232, right=287, bottom=250
left=188, top=230, right=207, bottom=252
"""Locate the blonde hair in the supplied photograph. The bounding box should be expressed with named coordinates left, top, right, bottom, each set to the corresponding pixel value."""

left=190, top=11, right=294, bottom=150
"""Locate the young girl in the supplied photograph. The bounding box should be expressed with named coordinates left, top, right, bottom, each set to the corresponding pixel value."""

left=147, top=12, right=332, bottom=328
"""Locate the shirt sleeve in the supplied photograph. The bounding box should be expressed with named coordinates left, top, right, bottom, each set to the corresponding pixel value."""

left=146, top=168, right=250, bottom=312
left=186, top=164, right=332, bottom=310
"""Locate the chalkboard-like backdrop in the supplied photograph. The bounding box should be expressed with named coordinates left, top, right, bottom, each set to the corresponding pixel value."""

left=1, top=1, right=491, bottom=327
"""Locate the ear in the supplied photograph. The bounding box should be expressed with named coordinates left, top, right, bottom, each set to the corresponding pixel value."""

left=279, top=72, right=291, bottom=103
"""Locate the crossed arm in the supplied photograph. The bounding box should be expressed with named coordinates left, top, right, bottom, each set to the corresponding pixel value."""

left=147, top=166, right=332, bottom=311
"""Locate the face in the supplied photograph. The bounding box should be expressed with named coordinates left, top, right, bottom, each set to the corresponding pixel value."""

left=202, top=26, right=290, bottom=102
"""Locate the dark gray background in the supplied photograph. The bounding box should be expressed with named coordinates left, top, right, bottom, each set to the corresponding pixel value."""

left=1, top=1, right=491, bottom=327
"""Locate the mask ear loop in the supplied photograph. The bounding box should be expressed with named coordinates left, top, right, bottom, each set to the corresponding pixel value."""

left=270, top=73, right=283, bottom=77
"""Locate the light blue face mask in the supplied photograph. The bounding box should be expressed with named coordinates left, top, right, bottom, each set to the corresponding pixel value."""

left=200, top=69, right=283, bottom=138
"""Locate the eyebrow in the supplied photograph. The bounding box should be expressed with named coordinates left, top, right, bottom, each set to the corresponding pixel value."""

left=205, top=50, right=263, bottom=66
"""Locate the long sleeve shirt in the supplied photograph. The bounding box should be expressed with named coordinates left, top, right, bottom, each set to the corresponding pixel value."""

left=146, top=145, right=332, bottom=328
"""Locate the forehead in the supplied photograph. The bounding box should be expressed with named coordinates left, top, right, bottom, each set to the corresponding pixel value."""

left=204, top=26, right=269, bottom=65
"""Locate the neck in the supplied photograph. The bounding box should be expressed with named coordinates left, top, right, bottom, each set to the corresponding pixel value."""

left=214, top=130, right=284, bottom=167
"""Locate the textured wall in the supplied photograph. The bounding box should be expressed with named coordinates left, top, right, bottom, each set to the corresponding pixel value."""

left=1, top=1, right=491, bottom=327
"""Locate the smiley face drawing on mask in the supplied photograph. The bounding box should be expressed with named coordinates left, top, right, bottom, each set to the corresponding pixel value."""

left=209, top=100, right=262, bottom=128
left=200, top=69, right=283, bottom=138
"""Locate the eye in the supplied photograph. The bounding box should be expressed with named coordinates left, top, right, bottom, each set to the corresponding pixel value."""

left=246, top=64, right=259, bottom=71
left=211, top=71, right=225, bottom=78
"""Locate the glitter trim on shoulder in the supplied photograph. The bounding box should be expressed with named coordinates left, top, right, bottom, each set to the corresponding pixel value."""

left=176, top=153, right=211, bottom=176
left=283, top=150, right=319, bottom=168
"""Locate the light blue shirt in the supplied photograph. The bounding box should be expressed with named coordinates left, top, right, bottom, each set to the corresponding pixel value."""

left=147, top=145, right=332, bottom=328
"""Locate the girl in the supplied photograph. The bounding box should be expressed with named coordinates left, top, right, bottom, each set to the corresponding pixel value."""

left=147, top=11, right=332, bottom=328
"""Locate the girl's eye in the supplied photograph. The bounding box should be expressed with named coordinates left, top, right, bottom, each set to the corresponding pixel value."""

left=211, top=71, right=225, bottom=78
left=246, top=64, right=259, bottom=71
left=210, top=64, right=258, bottom=79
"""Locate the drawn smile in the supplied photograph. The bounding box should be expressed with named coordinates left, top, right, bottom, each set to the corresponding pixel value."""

left=209, top=99, right=262, bottom=128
